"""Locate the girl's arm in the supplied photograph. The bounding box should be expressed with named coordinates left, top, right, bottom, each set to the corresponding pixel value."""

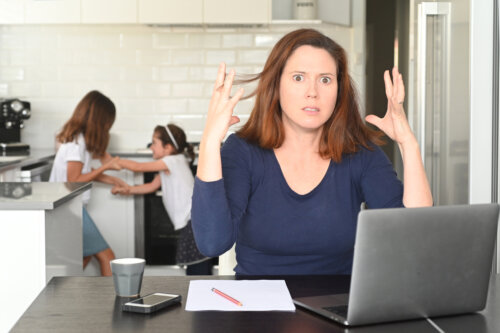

left=112, top=174, right=161, bottom=195
left=66, top=157, right=121, bottom=182
left=119, top=158, right=170, bottom=173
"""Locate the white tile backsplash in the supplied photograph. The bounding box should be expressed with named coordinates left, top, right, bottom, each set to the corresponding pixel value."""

left=0, top=24, right=354, bottom=149
left=222, top=34, right=253, bottom=48
left=205, top=50, right=236, bottom=65
left=0, top=67, right=24, bottom=81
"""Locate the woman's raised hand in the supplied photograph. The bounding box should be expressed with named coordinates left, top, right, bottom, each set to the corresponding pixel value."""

left=203, top=63, right=244, bottom=144
left=365, top=67, right=415, bottom=146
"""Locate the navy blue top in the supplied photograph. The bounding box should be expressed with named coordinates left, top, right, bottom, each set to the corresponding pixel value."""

left=192, top=134, right=404, bottom=275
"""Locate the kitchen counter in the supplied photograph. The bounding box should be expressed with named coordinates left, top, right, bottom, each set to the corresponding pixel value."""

left=0, top=148, right=153, bottom=170
left=0, top=181, right=90, bottom=332
left=0, top=148, right=55, bottom=170
left=0, top=181, right=91, bottom=209
left=110, top=148, right=153, bottom=158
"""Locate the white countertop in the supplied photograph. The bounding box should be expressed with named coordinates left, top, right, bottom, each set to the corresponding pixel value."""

left=0, top=182, right=92, bottom=210
left=0, top=148, right=55, bottom=170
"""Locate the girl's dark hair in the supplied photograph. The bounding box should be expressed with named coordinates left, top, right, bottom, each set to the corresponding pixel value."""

left=154, top=123, right=194, bottom=167
left=56, top=90, right=116, bottom=157
left=236, top=28, right=383, bottom=162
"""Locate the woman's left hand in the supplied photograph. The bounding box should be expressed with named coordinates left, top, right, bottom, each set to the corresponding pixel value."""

left=365, top=67, right=415, bottom=145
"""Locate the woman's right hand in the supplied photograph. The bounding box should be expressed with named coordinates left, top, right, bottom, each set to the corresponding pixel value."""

left=203, top=63, right=245, bottom=144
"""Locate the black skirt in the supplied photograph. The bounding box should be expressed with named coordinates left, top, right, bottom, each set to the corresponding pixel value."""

left=176, top=220, right=211, bottom=266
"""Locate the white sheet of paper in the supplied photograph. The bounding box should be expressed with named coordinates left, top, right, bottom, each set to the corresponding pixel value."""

left=185, top=280, right=296, bottom=311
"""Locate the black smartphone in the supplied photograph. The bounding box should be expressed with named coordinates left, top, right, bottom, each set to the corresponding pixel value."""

left=122, top=292, right=182, bottom=314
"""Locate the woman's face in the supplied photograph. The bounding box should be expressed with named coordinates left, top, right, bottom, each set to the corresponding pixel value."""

left=150, top=134, right=170, bottom=159
left=279, top=45, right=338, bottom=134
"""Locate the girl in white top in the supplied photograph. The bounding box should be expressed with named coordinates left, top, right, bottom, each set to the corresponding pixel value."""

left=50, top=90, right=125, bottom=276
left=112, top=123, right=211, bottom=275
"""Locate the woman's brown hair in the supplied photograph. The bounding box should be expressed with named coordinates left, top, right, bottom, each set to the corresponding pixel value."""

left=154, top=123, right=195, bottom=167
left=56, top=90, right=116, bottom=157
left=237, top=29, right=382, bottom=162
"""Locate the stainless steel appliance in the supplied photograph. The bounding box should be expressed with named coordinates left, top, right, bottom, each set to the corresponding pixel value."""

left=0, top=98, right=31, bottom=155
left=18, top=161, right=53, bottom=182
left=405, top=0, right=470, bottom=205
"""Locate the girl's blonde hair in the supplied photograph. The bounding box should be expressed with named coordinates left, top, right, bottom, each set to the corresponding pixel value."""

left=56, top=90, right=116, bottom=157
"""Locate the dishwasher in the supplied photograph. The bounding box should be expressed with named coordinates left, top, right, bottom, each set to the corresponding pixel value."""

left=18, top=160, right=53, bottom=182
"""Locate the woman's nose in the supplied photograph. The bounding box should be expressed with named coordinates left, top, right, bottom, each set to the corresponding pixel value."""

left=306, top=81, right=318, bottom=98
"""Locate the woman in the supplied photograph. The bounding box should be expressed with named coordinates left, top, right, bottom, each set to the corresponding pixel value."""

left=192, top=29, right=432, bottom=275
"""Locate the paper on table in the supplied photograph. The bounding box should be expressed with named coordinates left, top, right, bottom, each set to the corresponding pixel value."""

left=185, top=280, right=296, bottom=311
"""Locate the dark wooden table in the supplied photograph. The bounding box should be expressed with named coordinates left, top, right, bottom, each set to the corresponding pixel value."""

left=12, top=274, right=500, bottom=332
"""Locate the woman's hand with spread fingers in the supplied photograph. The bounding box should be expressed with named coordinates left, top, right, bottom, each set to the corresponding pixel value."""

left=365, top=67, right=415, bottom=146
left=203, top=62, right=244, bottom=144
left=197, top=63, right=245, bottom=181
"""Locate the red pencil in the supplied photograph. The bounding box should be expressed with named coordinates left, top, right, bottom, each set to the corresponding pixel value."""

left=211, top=287, right=243, bottom=306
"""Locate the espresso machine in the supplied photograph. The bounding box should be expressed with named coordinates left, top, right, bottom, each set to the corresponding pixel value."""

left=0, top=98, right=31, bottom=155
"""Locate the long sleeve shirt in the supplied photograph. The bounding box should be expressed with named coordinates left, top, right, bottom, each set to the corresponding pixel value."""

left=192, top=134, right=404, bottom=275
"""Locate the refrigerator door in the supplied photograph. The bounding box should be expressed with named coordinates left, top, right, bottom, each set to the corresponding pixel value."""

left=408, top=0, right=470, bottom=205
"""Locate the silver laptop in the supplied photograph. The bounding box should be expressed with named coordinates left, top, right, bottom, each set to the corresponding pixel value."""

left=293, top=203, right=499, bottom=326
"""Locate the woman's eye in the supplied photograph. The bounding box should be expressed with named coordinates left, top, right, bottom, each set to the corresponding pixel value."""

left=292, top=74, right=304, bottom=82
left=320, top=77, right=332, bottom=84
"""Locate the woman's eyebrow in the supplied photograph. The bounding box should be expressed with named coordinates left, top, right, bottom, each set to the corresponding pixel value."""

left=288, top=70, right=336, bottom=76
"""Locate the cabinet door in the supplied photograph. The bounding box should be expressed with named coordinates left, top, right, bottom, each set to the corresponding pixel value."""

left=0, top=0, right=24, bottom=24
left=204, top=0, right=270, bottom=24
left=86, top=169, right=136, bottom=259
left=81, top=0, right=137, bottom=24
left=318, top=0, right=351, bottom=26
left=138, top=0, right=203, bottom=24
left=25, top=0, right=80, bottom=24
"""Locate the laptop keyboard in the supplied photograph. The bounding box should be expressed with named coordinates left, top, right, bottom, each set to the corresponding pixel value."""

left=322, top=305, right=348, bottom=317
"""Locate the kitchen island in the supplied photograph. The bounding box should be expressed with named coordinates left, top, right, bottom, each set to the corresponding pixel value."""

left=0, top=181, right=91, bottom=333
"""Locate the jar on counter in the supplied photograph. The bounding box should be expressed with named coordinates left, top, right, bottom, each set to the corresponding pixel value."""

left=293, top=0, right=317, bottom=20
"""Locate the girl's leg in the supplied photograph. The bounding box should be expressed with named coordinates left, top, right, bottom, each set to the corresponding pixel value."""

left=83, top=256, right=92, bottom=269
left=82, top=207, right=114, bottom=276
left=94, top=248, right=115, bottom=276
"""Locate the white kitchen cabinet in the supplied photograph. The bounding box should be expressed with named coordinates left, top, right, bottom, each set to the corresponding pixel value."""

left=138, top=0, right=203, bottom=24
left=82, top=0, right=137, bottom=24
left=204, top=0, right=271, bottom=24
left=0, top=0, right=24, bottom=24
left=86, top=169, right=136, bottom=261
left=317, top=0, right=351, bottom=26
left=84, top=156, right=151, bottom=275
left=25, top=0, right=80, bottom=24
left=272, top=0, right=351, bottom=26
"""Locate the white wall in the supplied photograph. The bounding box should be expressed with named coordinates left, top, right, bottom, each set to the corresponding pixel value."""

left=0, top=23, right=356, bottom=150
